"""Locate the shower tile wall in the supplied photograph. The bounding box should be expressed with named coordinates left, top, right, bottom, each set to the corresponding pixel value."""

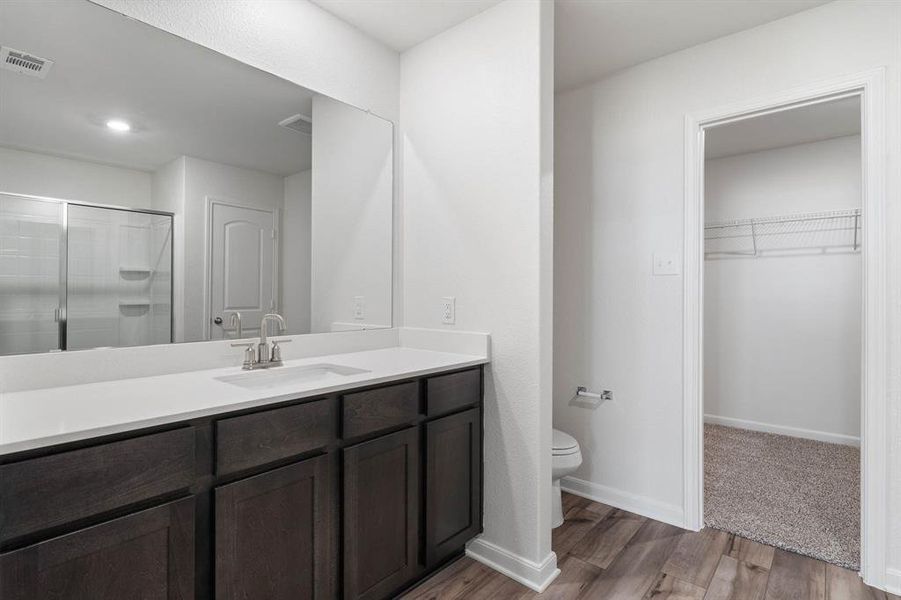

left=0, top=195, right=61, bottom=355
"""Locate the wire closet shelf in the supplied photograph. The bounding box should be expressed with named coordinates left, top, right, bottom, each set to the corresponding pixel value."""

left=704, top=208, right=861, bottom=258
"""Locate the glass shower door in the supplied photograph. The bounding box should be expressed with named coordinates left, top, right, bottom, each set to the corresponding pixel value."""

left=0, top=193, right=64, bottom=355
left=66, top=205, right=172, bottom=350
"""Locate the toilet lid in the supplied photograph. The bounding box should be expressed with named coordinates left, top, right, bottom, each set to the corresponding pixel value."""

left=552, top=429, right=579, bottom=454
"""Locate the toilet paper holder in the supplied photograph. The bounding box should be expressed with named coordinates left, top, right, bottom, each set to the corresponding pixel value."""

left=576, top=386, right=613, bottom=401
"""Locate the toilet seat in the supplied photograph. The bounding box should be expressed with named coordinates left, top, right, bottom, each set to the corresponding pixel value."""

left=552, top=429, right=579, bottom=456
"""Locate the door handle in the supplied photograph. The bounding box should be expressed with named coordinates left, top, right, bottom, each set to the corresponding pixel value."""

left=213, top=316, right=223, bottom=325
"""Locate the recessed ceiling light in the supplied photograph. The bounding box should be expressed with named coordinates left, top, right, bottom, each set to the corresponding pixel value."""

left=106, top=119, right=131, bottom=132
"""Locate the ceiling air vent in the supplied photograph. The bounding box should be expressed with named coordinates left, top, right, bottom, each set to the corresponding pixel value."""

left=0, top=46, right=53, bottom=79
left=278, top=114, right=312, bottom=136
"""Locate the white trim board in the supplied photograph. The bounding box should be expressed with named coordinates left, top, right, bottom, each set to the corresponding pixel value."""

left=465, top=537, right=559, bottom=593
left=561, top=476, right=684, bottom=529
left=704, top=414, right=860, bottom=447
left=886, top=568, right=901, bottom=596
left=682, top=68, right=888, bottom=590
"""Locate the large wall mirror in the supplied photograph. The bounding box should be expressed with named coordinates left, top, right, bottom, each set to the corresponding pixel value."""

left=0, top=0, right=393, bottom=355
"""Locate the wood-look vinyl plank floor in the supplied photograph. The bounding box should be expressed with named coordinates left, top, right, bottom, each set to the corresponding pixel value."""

left=400, top=493, right=898, bottom=600
left=704, top=555, right=769, bottom=600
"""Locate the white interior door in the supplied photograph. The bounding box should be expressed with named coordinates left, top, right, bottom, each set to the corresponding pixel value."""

left=209, top=202, right=275, bottom=340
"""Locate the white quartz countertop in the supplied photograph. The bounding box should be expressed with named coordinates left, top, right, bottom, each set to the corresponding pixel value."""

left=0, top=347, right=487, bottom=456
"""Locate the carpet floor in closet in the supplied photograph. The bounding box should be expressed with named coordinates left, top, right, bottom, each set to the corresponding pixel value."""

left=704, top=423, right=860, bottom=570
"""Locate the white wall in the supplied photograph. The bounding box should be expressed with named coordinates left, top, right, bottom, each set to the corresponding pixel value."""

left=311, top=95, right=393, bottom=332
left=182, top=157, right=284, bottom=343
left=705, top=136, right=862, bottom=220
left=554, top=1, right=901, bottom=584
left=401, top=0, right=556, bottom=588
left=0, top=146, right=152, bottom=208
left=704, top=136, right=861, bottom=443
left=90, top=0, right=398, bottom=121
left=282, top=170, right=312, bottom=335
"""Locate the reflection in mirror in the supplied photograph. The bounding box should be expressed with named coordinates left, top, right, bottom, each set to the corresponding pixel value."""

left=0, top=0, right=393, bottom=355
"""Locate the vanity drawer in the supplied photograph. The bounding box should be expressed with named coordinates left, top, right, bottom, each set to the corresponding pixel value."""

left=425, top=368, right=481, bottom=417
left=0, top=427, right=195, bottom=544
left=342, top=382, right=419, bottom=439
left=216, top=399, right=332, bottom=476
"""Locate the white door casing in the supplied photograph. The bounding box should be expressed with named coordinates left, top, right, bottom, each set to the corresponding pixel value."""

left=683, top=69, right=887, bottom=589
left=207, top=199, right=277, bottom=341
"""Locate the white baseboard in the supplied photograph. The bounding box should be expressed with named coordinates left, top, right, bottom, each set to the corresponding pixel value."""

left=561, top=476, right=685, bottom=529
left=704, top=414, right=860, bottom=447
left=465, top=537, right=560, bottom=593
left=885, top=568, right=901, bottom=595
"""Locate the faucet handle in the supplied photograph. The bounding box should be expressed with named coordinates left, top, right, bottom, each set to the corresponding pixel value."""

left=270, top=338, right=291, bottom=363
left=230, top=342, right=256, bottom=369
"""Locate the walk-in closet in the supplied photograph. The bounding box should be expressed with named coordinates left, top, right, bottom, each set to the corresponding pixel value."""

left=702, top=96, right=862, bottom=569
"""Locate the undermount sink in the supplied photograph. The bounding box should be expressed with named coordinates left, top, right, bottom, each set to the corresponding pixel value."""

left=214, top=363, right=371, bottom=390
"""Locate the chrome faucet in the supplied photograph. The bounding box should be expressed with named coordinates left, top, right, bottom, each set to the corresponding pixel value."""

left=231, top=313, right=291, bottom=370
left=228, top=311, right=243, bottom=339
left=257, top=313, right=286, bottom=366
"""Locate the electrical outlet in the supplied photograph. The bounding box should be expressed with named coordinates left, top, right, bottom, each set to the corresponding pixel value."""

left=653, top=252, right=680, bottom=276
left=353, top=296, right=365, bottom=320
left=441, top=296, right=455, bottom=325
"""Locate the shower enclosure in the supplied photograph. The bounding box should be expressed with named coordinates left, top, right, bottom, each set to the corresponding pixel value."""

left=0, top=193, right=173, bottom=355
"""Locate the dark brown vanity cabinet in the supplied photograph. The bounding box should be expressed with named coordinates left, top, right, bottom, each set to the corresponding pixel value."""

left=343, top=427, right=420, bottom=600
left=0, top=365, right=483, bottom=600
left=0, top=497, right=195, bottom=600
left=424, top=407, right=482, bottom=568
left=215, top=455, right=332, bottom=600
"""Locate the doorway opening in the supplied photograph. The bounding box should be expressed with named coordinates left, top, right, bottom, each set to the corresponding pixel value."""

left=702, top=96, right=862, bottom=569
left=682, top=69, right=888, bottom=587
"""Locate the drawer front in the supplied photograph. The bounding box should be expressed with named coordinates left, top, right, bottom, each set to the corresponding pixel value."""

left=0, top=427, right=195, bottom=544
left=342, top=382, right=419, bottom=440
left=216, top=399, right=333, bottom=476
left=425, top=368, right=481, bottom=417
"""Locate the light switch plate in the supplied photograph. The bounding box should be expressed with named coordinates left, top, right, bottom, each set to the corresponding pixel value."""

left=353, top=296, right=365, bottom=320
left=653, top=253, right=681, bottom=276
left=441, top=296, right=455, bottom=325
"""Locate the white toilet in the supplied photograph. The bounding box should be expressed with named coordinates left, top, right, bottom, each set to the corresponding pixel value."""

left=551, top=428, right=582, bottom=528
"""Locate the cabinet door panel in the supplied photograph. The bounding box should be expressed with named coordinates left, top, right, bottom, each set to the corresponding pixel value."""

left=425, top=408, right=482, bottom=567
left=215, top=454, right=332, bottom=600
left=0, top=497, right=194, bottom=600
left=343, top=427, right=419, bottom=600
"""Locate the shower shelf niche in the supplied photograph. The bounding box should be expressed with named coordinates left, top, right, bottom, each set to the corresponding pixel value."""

left=705, top=208, right=861, bottom=258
